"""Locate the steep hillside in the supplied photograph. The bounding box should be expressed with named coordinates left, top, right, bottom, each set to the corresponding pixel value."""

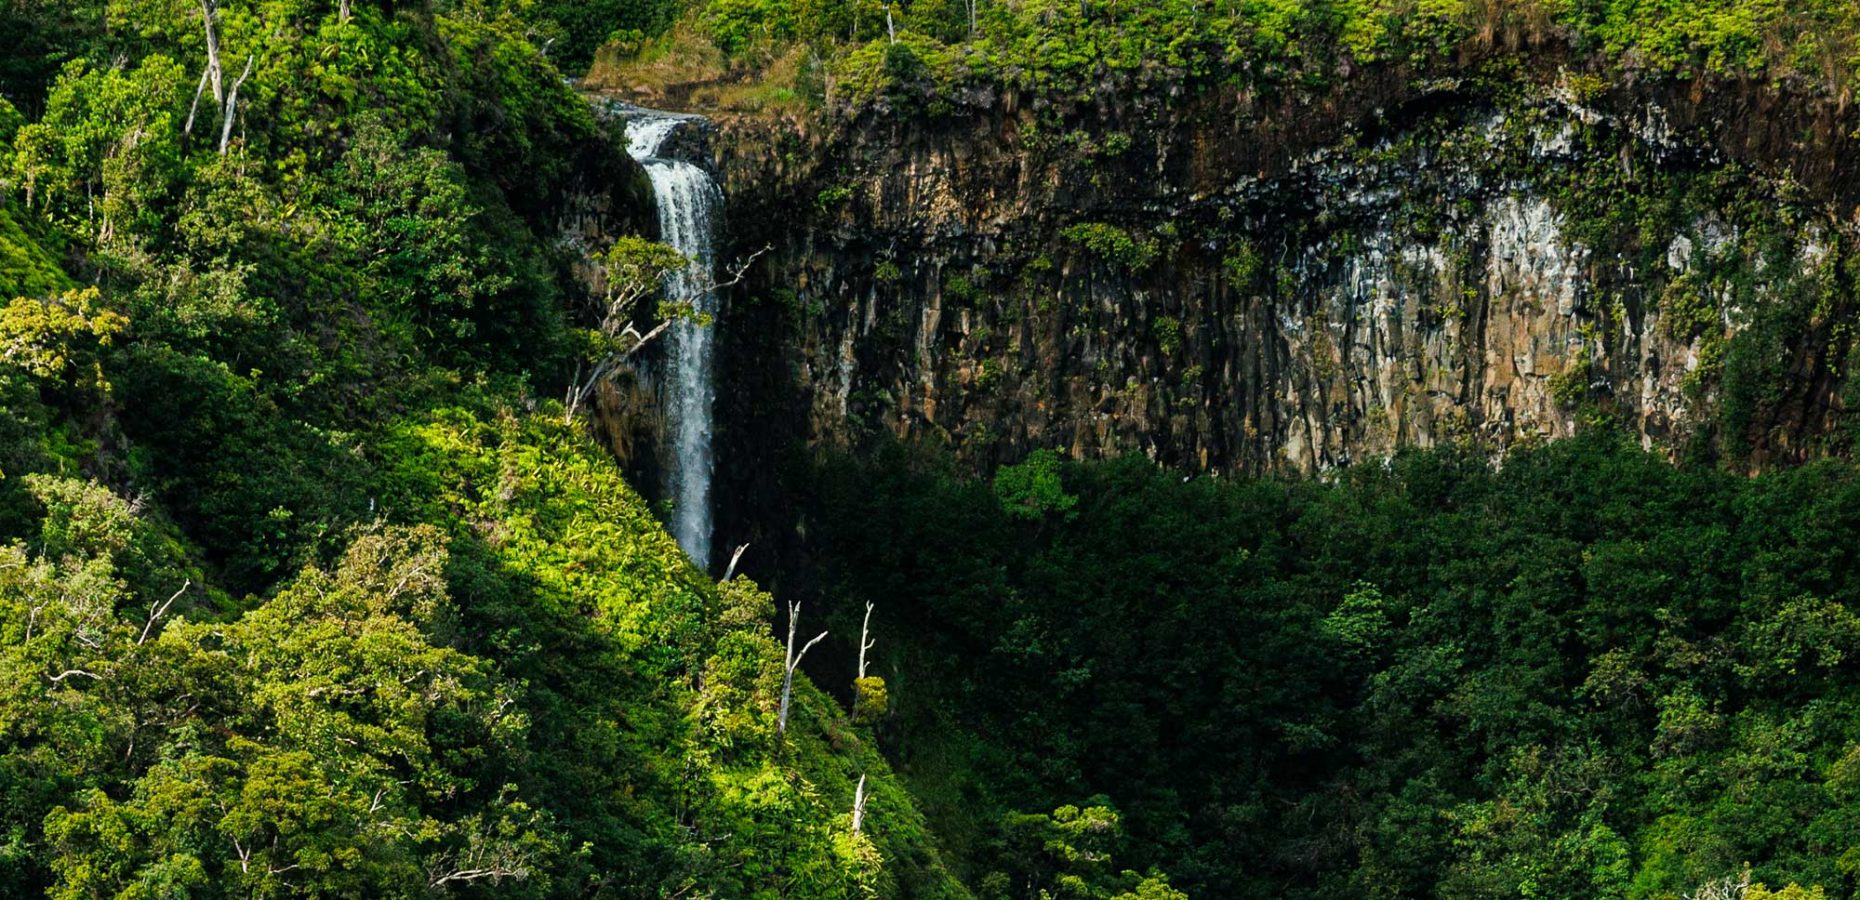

left=0, top=1, right=964, bottom=896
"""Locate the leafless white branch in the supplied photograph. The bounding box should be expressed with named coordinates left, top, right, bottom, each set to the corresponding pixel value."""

left=139, top=579, right=191, bottom=645
left=723, top=543, right=750, bottom=581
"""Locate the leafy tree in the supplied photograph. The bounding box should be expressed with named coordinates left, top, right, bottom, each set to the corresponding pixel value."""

left=994, top=449, right=1077, bottom=521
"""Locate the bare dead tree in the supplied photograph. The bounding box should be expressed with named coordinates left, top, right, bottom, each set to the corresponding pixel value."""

left=426, top=825, right=538, bottom=889
left=850, top=774, right=868, bottom=835
left=858, top=601, right=875, bottom=680
left=723, top=543, right=749, bottom=581
left=429, top=865, right=528, bottom=889
left=1686, top=869, right=1754, bottom=900
left=563, top=245, right=768, bottom=424
left=338, top=0, right=352, bottom=22
left=138, top=579, right=191, bottom=645
left=183, top=1, right=224, bottom=140
left=183, top=1, right=256, bottom=152
left=778, top=600, right=827, bottom=736
left=886, top=4, right=897, bottom=43
left=184, top=65, right=213, bottom=138
left=201, top=0, right=224, bottom=103
left=219, top=54, right=254, bottom=154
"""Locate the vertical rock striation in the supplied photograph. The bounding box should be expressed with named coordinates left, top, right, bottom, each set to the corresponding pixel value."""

left=713, top=74, right=1858, bottom=489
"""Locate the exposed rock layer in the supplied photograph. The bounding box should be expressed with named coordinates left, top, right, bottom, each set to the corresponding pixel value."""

left=709, top=68, right=1859, bottom=499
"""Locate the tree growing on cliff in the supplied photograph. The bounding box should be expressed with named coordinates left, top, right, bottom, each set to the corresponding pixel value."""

left=564, top=236, right=765, bottom=423
left=564, top=236, right=686, bottom=422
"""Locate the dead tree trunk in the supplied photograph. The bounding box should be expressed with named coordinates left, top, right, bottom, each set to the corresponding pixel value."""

left=858, top=602, right=875, bottom=679
left=184, top=64, right=212, bottom=138
left=778, top=600, right=827, bottom=736
left=219, top=54, right=254, bottom=154
left=201, top=0, right=224, bottom=104
left=851, top=774, right=868, bottom=835
left=138, top=580, right=190, bottom=645
left=184, top=0, right=224, bottom=141
left=851, top=601, right=888, bottom=722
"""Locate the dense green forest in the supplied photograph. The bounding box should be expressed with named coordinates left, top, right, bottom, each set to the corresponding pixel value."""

left=4, top=0, right=1860, bottom=897
left=797, top=435, right=1860, bottom=896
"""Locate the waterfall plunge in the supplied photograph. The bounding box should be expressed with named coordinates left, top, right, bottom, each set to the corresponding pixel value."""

left=625, top=113, right=722, bottom=570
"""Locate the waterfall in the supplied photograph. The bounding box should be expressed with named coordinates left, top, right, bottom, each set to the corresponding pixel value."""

left=624, top=111, right=723, bottom=570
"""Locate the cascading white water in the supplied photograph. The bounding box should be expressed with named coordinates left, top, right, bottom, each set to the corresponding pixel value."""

left=625, top=112, right=723, bottom=570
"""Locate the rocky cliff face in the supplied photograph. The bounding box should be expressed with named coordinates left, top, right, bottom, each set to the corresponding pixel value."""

left=708, top=67, right=1859, bottom=490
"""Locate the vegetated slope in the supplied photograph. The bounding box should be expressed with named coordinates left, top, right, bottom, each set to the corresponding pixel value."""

left=0, top=1, right=962, bottom=896
left=5, top=399, right=961, bottom=897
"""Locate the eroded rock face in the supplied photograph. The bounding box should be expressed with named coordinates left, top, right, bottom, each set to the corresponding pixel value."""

left=712, top=74, right=1858, bottom=484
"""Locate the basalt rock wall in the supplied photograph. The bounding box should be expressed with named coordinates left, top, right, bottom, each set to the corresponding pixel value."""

left=708, top=65, right=1860, bottom=510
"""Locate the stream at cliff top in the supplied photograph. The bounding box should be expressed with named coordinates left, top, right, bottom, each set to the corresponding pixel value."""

left=624, top=110, right=722, bottom=570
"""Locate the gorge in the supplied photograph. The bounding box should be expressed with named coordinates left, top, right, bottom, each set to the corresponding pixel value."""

left=8, top=1, right=1860, bottom=897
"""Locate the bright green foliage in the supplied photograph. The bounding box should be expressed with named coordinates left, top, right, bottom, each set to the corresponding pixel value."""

left=0, top=206, right=70, bottom=300
left=10, top=57, right=187, bottom=254
left=834, top=35, right=965, bottom=108
left=1321, top=581, right=1390, bottom=659
left=0, top=0, right=625, bottom=588
left=597, top=235, right=691, bottom=326
left=1751, top=883, right=1830, bottom=900
left=854, top=674, right=890, bottom=721
left=37, top=526, right=556, bottom=898
left=993, top=449, right=1078, bottom=521
left=668, top=0, right=1860, bottom=109
left=602, top=234, right=690, bottom=288
left=0, top=289, right=124, bottom=384
left=0, top=3, right=969, bottom=896
left=980, top=800, right=1184, bottom=899
left=1060, top=223, right=1157, bottom=272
